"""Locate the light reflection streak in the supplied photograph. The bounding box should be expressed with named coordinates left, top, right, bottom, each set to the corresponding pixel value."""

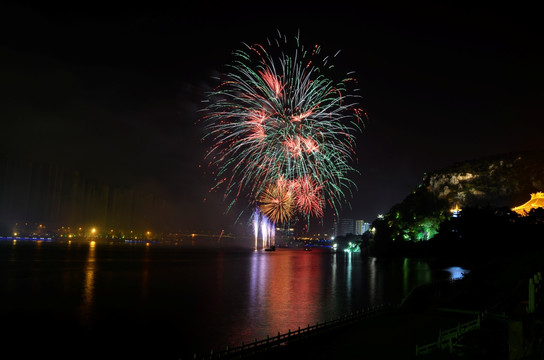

left=401, top=258, right=433, bottom=299
left=141, top=244, right=150, bottom=300
left=331, top=253, right=337, bottom=296
left=345, top=251, right=352, bottom=299
left=249, top=251, right=259, bottom=314
left=245, top=251, right=270, bottom=341
left=33, top=240, right=43, bottom=262
left=403, top=258, right=410, bottom=297
left=289, top=252, right=320, bottom=325
left=247, top=250, right=324, bottom=340
left=369, top=257, right=377, bottom=304
left=79, top=241, right=96, bottom=326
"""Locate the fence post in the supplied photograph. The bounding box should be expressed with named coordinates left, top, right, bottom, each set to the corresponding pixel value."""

left=536, top=273, right=541, bottom=312
left=529, top=277, right=535, bottom=313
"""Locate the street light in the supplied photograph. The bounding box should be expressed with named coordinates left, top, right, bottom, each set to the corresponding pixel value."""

left=90, top=227, right=97, bottom=243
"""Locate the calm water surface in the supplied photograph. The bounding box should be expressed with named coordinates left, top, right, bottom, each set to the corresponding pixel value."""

left=0, top=241, right=466, bottom=359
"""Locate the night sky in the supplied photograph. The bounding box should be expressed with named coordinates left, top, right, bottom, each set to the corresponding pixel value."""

left=1, top=2, right=543, bottom=234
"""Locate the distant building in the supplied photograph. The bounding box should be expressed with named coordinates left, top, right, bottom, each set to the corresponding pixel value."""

left=331, top=219, right=338, bottom=238
left=355, top=220, right=370, bottom=235
left=340, top=218, right=354, bottom=236
left=450, top=204, right=462, bottom=218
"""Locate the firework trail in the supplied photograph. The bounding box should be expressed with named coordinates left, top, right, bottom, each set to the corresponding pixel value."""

left=201, top=30, right=365, bottom=225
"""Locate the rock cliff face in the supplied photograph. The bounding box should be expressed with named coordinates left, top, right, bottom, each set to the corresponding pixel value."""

left=420, top=151, right=544, bottom=209
left=375, top=151, right=544, bottom=242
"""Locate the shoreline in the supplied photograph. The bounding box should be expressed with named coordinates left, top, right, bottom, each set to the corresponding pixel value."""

left=237, top=246, right=544, bottom=360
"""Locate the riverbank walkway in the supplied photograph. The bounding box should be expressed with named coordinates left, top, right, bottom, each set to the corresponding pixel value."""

left=192, top=279, right=510, bottom=360
left=247, top=309, right=481, bottom=360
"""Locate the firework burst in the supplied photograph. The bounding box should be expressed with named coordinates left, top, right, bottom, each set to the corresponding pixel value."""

left=292, top=175, right=324, bottom=219
left=201, top=30, right=365, bottom=225
left=258, top=178, right=294, bottom=225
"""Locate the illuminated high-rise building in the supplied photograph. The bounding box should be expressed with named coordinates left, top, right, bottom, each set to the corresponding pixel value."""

left=355, top=220, right=370, bottom=235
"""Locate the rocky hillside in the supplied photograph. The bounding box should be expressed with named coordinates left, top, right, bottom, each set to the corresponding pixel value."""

left=374, top=150, right=544, bottom=243
left=422, top=150, right=544, bottom=209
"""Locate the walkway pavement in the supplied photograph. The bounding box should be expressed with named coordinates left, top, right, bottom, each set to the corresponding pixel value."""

left=247, top=308, right=476, bottom=360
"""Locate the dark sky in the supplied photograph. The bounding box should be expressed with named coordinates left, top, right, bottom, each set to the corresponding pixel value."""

left=1, top=2, right=543, bottom=234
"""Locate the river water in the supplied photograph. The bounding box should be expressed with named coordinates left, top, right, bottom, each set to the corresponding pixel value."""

left=0, top=241, right=467, bottom=359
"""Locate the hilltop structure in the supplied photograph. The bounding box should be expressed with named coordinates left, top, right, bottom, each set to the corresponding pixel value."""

left=371, top=151, right=544, bottom=244
left=512, top=192, right=544, bottom=216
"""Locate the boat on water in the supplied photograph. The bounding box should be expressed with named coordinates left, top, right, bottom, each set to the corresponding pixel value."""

left=264, top=245, right=276, bottom=251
